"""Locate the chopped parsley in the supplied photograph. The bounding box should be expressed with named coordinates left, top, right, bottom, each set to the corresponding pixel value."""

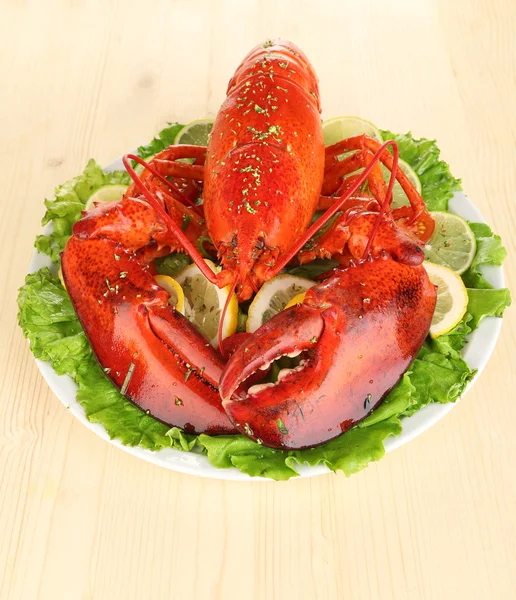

left=181, top=214, right=191, bottom=231
left=184, top=367, right=195, bottom=382
left=277, top=419, right=288, bottom=435
left=120, top=362, right=135, bottom=395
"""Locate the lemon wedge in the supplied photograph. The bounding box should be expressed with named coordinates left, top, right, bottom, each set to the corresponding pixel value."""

left=424, top=212, right=476, bottom=275
left=174, top=119, right=214, bottom=146
left=84, top=184, right=128, bottom=210
left=175, top=259, right=237, bottom=347
left=284, top=291, right=307, bottom=309
left=423, top=262, right=469, bottom=338
left=57, top=266, right=66, bottom=289
left=322, top=116, right=383, bottom=145
left=246, top=275, right=315, bottom=333
left=154, top=274, right=185, bottom=314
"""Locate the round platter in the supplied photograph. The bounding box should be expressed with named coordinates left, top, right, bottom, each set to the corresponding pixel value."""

left=28, top=156, right=505, bottom=480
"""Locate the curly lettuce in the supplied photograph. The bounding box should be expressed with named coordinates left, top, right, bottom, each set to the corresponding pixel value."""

left=380, top=130, right=462, bottom=211
left=35, top=160, right=130, bottom=262
left=134, top=122, right=184, bottom=161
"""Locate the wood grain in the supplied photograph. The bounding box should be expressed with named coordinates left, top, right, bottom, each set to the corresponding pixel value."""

left=1, top=0, right=515, bottom=598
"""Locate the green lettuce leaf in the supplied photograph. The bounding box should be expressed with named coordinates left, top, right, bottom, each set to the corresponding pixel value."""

left=406, top=351, right=474, bottom=415
left=380, top=130, right=462, bottom=211
left=467, top=288, right=511, bottom=329
left=462, top=222, right=508, bottom=289
left=199, top=413, right=402, bottom=479
left=155, top=252, right=192, bottom=277
left=197, top=373, right=413, bottom=478
left=76, top=359, right=197, bottom=452
left=424, top=315, right=473, bottom=360
left=199, top=434, right=300, bottom=480
left=359, top=374, right=415, bottom=427
left=459, top=222, right=511, bottom=327
left=293, top=417, right=402, bottom=476
left=288, top=259, right=338, bottom=280
left=135, top=122, right=184, bottom=160
left=35, top=160, right=130, bottom=263
left=17, top=268, right=91, bottom=377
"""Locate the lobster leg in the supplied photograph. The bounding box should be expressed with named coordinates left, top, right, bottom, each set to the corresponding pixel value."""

left=319, top=136, right=435, bottom=244
left=127, top=147, right=207, bottom=214
left=321, top=147, right=387, bottom=201
left=76, top=193, right=207, bottom=255
left=298, top=210, right=426, bottom=265
left=127, top=145, right=206, bottom=192
left=318, top=180, right=378, bottom=211
left=325, top=135, right=431, bottom=233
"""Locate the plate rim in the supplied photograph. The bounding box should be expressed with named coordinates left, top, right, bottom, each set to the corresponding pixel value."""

left=27, top=162, right=506, bottom=480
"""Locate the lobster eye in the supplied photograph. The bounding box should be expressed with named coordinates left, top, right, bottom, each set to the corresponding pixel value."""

left=394, top=240, right=425, bottom=266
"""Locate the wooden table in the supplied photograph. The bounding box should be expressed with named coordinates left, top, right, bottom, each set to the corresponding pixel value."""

left=2, top=1, right=515, bottom=598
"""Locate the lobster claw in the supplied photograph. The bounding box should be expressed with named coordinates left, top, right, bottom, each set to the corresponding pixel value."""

left=220, top=257, right=436, bottom=449
left=62, top=234, right=236, bottom=435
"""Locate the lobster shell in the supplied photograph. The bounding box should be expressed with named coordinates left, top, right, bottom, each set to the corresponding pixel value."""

left=203, top=40, right=325, bottom=297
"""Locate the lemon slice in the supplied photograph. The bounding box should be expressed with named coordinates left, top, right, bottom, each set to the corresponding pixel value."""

left=424, top=212, right=476, bottom=275
left=57, top=266, right=66, bottom=289
left=175, top=259, right=237, bottom=347
left=174, top=119, right=214, bottom=146
left=423, top=262, right=469, bottom=338
left=246, top=275, right=315, bottom=333
left=322, top=116, right=383, bottom=146
left=284, top=292, right=307, bottom=309
left=85, top=185, right=128, bottom=210
left=381, top=160, right=422, bottom=209
left=154, top=274, right=185, bottom=314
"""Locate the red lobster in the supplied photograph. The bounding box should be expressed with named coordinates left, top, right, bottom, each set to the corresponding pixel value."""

left=61, top=39, right=436, bottom=447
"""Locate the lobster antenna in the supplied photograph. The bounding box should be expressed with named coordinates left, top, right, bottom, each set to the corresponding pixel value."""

left=268, top=140, right=400, bottom=275
left=123, top=155, right=219, bottom=284
left=218, top=277, right=239, bottom=359
left=362, top=141, right=399, bottom=257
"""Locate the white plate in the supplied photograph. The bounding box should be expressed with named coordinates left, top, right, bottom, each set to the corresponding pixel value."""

left=28, top=160, right=505, bottom=480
